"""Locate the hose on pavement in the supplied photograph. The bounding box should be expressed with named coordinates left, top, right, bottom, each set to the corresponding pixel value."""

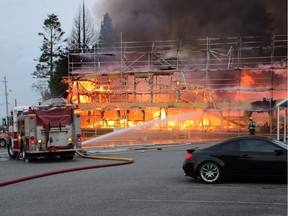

left=0, top=149, right=134, bottom=187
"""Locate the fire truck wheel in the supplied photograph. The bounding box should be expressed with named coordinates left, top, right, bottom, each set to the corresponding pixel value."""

left=59, top=152, right=75, bottom=160
left=7, top=142, right=17, bottom=159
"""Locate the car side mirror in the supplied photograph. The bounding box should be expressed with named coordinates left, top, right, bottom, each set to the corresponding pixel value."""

left=274, top=149, right=283, bottom=156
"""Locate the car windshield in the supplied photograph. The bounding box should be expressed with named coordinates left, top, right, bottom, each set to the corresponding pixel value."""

left=272, top=139, right=288, bottom=149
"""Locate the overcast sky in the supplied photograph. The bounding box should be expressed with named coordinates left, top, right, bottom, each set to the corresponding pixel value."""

left=0, top=0, right=101, bottom=119
left=0, top=0, right=286, bottom=120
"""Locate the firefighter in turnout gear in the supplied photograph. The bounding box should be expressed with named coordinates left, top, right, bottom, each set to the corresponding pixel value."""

left=248, top=117, right=256, bottom=135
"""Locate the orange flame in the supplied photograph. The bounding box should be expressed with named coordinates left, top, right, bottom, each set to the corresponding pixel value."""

left=68, top=78, right=242, bottom=132
left=241, top=70, right=254, bottom=87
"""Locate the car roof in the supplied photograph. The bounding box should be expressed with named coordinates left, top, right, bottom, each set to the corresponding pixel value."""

left=188, top=136, right=286, bottom=151
left=220, top=136, right=273, bottom=143
left=204, top=136, right=276, bottom=150
left=213, top=136, right=287, bottom=148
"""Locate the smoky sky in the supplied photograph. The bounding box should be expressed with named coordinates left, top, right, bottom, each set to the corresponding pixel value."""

left=95, top=0, right=287, bottom=41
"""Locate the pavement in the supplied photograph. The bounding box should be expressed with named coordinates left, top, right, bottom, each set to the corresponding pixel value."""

left=0, top=147, right=9, bottom=160
left=0, top=141, right=215, bottom=161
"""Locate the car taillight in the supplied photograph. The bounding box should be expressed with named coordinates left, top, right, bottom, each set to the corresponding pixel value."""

left=185, top=153, right=193, bottom=159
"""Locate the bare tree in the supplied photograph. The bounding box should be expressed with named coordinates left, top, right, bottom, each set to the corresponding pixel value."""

left=68, top=1, right=96, bottom=51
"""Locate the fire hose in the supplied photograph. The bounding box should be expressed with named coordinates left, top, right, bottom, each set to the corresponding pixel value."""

left=0, top=149, right=134, bottom=187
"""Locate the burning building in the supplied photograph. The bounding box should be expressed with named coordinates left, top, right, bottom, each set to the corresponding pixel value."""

left=65, top=35, right=287, bottom=144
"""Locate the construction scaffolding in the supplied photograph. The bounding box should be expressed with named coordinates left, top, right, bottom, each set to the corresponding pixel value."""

left=66, top=35, right=287, bottom=142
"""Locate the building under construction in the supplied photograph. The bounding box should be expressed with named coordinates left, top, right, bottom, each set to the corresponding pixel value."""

left=65, top=35, right=287, bottom=144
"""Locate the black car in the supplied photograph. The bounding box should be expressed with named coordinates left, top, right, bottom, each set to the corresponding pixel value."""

left=183, top=136, right=287, bottom=183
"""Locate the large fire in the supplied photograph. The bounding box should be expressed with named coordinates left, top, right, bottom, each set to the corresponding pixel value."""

left=65, top=37, right=287, bottom=144
left=67, top=72, right=253, bottom=135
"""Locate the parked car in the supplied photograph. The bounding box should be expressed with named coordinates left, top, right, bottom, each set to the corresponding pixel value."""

left=0, top=130, right=9, bottom=147
left=183, top=136, right=287, bottom=183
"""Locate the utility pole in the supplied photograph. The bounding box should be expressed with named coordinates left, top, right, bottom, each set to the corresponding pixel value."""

left=2, top=76, right=9, bottom=117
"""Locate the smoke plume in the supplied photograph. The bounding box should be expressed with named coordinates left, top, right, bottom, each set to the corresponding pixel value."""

left=94, top=0, right=287, bottom=41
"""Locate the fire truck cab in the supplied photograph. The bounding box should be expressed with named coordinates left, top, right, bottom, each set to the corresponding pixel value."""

left=7, top=99, right=82, bottom=162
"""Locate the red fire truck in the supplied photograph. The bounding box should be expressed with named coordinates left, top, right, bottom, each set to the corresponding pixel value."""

left=7, top=99, right=82, bottom=162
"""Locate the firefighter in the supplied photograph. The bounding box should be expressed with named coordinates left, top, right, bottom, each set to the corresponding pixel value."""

left=248, top=117, right=256, bottom=135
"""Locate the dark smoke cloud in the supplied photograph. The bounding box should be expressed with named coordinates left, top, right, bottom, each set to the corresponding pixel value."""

left=94, top=0, right=287, bottom=41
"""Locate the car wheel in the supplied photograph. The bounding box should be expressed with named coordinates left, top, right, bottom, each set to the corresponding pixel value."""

left=199, top=162, right=221, bottom=183
left=0, top=139, right=6, bottom=147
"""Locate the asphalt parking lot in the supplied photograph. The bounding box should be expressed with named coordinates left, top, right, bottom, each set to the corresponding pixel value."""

left=0, top=144, right=287, bottom=216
